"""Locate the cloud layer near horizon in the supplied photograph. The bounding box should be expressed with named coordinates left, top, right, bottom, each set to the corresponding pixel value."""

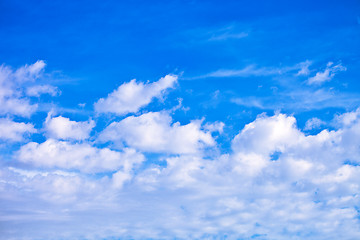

left=1, top=61, right=360, bottom=240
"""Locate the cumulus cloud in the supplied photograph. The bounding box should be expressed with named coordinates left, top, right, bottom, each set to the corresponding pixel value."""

left=0, top=60, right=49, bottom=117
left=0, top=60, right=66, bottom=119
left=94, top=74, right=178, bottom=115
left=0, top=118, right=36, bottom=142
left=334, top=107, right=360, bottom=126
left=307, top=62, right=346, bottom=85
left=17, top=139, right=144, bottom=173
left=45, top=113, right=95, bottom=140
left=3, top=111, right=360, bottom=239
left=232, top=113, right=302, bottom=155
left=99, top=111, right=219, bottom=154
left=2, top=61, right=360, bottom=239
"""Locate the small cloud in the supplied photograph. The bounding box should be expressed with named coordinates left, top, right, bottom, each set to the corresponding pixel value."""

left=26, top=85, right=60, bottom=97
left=197, top=65, right=281, bottom=79
left=304, top=117, right=325, bottom=130
left=307, top=62, right=346, bottom=85
left=296, top=60, right=312, bottom=76
left=209, top=32, right=248, bottom=41
left=231, top=97, right=264, bottom=109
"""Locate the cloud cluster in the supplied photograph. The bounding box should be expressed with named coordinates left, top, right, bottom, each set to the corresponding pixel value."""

left=0, top=61, right=56, bottom=143
left=3, top=110, right=360, bottom=239
left=2, top=61, right=360, bottom=239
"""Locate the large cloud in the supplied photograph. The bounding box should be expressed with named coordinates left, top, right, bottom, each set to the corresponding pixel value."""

left=94, top=74, right=178, bottom=115
left=2, top=111, right=360, bottom=239
left=17, top=139, right=144, bottom=173
left=99, top=111, right=219, bottom=154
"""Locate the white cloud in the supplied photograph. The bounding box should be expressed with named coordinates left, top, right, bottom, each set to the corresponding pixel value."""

left=17, top=139, right=144, bottom=173
left=0, top=61, right=47, bottom=117
left=99, top=111, right=218, bottom=154
left=199, top=65, right=281, bottom=78
left=45, top=113, right=95, bottom=140
left=94, top=74, right=178, bottom=115
left=0, top=118, right=36, bottom=142
left=2, top=61, right=360, bottom=239
left=13, top=60, right=46, bottom=82
left=3, top=111, right=360, bottom=239
left=26, top=84, right=60, bottom=97
left=304, top=117, right=325, bottom=130
left=231, top=97, right=265, bottom=109
left=232, top=113, right=302, bottom=155
left=209, top=32, right=248, bottom=41
left=307, top=62, right=346, bottom=85
left=334, top=107, right=360, bottom=126
left=191, top=60, right=312, bottom=79
left=296, top=60, right=312, bottom=76
left=232, top=88, right=360, bottom=111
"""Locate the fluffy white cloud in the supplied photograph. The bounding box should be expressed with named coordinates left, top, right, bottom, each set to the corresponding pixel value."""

left=99, top=111, right=218, bottom=154
left=94, top=74, right=178, bottom=115
left=17, top=139, right=144, bottom=173
left=0, top=118, right=36, bottom=142
left=232, top=113, right=302, bottom=155
left=3, top=111, right=360, bottom=239
left=0, top=60, right=48, bottom=117
left=307, top=62, right=346, bottom=85
left=45, top=113, right=95, bottom=140
left=334, top=107, right=360, bottom=126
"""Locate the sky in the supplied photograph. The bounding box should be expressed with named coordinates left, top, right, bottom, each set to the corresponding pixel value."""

left=1, top=0, right=360, bottom=239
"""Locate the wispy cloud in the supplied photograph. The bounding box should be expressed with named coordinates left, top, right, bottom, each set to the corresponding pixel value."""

left=307, top=62, right=346, bottom=85
left=206, top=24, right=249, bottom=41
left=189, top=60, right=312, bottom=79
left=208, top=32, right=248, bottom=41
left=232, top=88, right=360, bottom=111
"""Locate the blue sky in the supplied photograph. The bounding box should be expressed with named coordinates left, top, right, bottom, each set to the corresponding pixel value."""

left=1, top=0, right=360, bottom=239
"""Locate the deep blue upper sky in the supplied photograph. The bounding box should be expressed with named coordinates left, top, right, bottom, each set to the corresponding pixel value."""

left=0, top=0, right=359, bottom=139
